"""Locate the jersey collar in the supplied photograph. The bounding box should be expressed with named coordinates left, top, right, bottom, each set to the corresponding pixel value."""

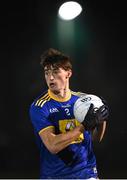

left=48, top=89, right=71, bottom=102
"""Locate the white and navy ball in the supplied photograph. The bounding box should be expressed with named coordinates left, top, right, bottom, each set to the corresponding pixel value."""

left=73, top=94, right=104, bottom=123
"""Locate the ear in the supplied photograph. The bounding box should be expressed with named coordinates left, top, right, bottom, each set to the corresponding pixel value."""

left=67, top=70, right=72, bottom=78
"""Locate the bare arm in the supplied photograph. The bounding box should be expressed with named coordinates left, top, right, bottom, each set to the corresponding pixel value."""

left=39, top=124, right=85, bottom=154
left=91, top=121, right=106, bottom=142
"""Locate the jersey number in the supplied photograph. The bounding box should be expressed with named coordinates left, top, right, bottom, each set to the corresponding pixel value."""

left=64, top=108, right=71, bottom=116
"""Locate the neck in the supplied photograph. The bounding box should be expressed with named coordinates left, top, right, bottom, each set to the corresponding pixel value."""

left=50, top=87, right=70, bottom=99
left=48, top=83, right=71, bottom=102
left=57, top=88, right=70, bottom=99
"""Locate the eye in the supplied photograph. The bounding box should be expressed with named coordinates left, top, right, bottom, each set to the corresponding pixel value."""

left=53, top=70, right=59, bottom=74
left=45, top=71, right=49, bottom=75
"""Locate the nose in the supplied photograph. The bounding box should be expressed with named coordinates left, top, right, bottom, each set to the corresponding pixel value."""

left=49, top=73, right=54, bottom=81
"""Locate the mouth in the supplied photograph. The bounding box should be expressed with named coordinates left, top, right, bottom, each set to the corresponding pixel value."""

left=49, top=82, right=56, bottom=88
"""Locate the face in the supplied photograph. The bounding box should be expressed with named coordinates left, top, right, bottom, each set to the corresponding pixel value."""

left=44, top=66, right=72, bottom=93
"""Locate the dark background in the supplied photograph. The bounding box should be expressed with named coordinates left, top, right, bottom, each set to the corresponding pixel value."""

left=1, top=0, right=127, bottom=178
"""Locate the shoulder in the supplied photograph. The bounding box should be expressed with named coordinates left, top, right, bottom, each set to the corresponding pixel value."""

left=30, top=90, right=51, bottom=112
left=29, top=94, right=51, bottom=124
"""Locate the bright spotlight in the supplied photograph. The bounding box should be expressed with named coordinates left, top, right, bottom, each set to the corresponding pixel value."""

left=58, top=1, right=82, bottom=21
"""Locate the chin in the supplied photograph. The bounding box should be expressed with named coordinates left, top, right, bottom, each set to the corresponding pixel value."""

left=51, top=88, right=61, bottom=95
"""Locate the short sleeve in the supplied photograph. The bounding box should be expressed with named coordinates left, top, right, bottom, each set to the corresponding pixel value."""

left=29, top=103, right=54, bottom=134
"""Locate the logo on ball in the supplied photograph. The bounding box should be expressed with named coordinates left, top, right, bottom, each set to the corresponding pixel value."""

left=81, top=97, right=91, bottom=103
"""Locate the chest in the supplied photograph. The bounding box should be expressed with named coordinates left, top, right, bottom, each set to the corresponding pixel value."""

left=48, top=100, right=80, bottom=131
left=48, top=101, right=75, bottom=120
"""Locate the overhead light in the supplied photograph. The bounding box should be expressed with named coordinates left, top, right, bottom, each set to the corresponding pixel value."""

left=58, top=1, right=82, bottom=21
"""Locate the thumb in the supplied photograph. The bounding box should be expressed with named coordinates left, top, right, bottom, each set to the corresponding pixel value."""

left=88, top=103, right=94, bottom=113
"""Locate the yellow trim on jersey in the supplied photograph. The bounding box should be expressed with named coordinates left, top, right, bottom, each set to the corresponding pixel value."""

left=39, top=126, right=54, bottom=135
left=71, top=91, right=81, bottom=96
left=38, top=96, right=51, bottom=107
left=39, top=92, right=48, bottom=100
left=71, top=91, right=86, bottom=97
left=37, top=95, right=50, bottom=106
left=39, top=100, right=46, bottom=107
left=48, top=89, right=71, bottom=102
left=35, top=93, right=48, bottom=106
left=35, top=93, right=51, bottom=107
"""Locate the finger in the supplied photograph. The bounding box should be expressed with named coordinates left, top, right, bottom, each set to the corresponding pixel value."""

left=101, top=110, right=109, bottom=119
left=88, top=103, right=94, bottom=113
left=97, top=105, right=106, bottom=114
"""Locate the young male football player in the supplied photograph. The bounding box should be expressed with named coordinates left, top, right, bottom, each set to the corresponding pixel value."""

left=29, top=48, right=109, bottom=179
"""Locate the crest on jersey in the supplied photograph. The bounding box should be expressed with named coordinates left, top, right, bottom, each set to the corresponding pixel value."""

left=59, top=119, right=84, bottom=143
left=65, top=121, right=75, bottom=131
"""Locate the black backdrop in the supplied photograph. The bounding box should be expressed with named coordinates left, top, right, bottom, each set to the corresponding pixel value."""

left=1, top=0, right=127, bottom=178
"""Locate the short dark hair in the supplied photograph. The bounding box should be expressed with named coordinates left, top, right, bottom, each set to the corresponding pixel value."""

left=40, top=48, right=72, bottom=70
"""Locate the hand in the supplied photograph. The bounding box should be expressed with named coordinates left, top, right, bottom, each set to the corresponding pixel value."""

left=81, top=104, right=97, bottom=130
left=82, top=102, right=109, bottom=130
left=97, top=96, right=109, bottom=121
left=95, top=104, right=109, bottom=122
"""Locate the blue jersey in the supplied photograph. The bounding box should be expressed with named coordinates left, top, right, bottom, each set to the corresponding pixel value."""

left=29, top=89, right=98, bottom=179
